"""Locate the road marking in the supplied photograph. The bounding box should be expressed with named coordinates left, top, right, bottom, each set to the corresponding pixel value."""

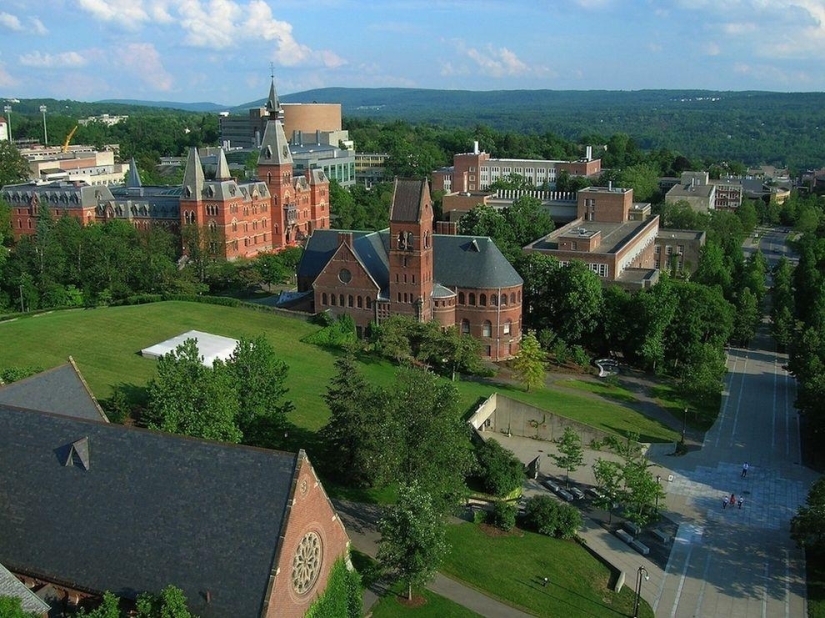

left=693, top=550, right=712, bottom=617
left=785, top=549, right=790, bottom=618
left=715, top=354, right=739, bottom=449
left=772, top=359, right=778, bottom=451
left=670, top=541, right=695, bottom=618
left=762, top=560, right=770, bottom=618
left=729, top=355, right=749, bottom=447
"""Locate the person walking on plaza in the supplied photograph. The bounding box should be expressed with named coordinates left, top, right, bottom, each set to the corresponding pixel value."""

left=723, top=495, right=728, bottom=509
left=742, top=462, right=749, bottom=477
left=730, top=493, right=736, bottom=507
left=738, top=497, right=744, bottom=509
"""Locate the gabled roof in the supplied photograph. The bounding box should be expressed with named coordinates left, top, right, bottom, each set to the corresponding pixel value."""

left=0, top=561, right=50, bottom=615
left=390, top=179, right=428, bottom=223
left=181, top=147, right=205, bottom=199
left=0, top=406, right=298, bottom=618
left=0, top=359, right=107, bottom=422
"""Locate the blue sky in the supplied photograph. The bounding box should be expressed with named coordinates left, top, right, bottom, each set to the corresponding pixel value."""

left=1, top=0, right=824, bottom=104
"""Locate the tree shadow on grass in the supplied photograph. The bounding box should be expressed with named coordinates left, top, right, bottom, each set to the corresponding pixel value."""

left=518, top=575, right=629, bottom=617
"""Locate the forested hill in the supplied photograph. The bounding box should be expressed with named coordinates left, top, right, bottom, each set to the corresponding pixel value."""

left=278, top=88, right=825, bottom=169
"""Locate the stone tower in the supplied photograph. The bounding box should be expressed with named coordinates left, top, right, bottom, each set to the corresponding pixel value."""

left=388, top=179, right=434, bottom=321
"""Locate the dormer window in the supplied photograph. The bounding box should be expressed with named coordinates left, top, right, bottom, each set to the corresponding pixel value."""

left=264, top=146, right=272, bottom=160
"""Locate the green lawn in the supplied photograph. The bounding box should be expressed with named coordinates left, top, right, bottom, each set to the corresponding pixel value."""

left=371, top=587, right=482, bottom=618
left=441, top=522, right=653, bottom=618
left=555, top=377, right=641, bottom=404
left=0, top=302, right=678, bottom=443
left=649, top=383, right=720, bottom=432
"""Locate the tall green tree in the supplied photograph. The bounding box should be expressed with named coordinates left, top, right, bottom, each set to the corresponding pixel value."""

left=0, top=596, right=41, bottom=618
left=0, top=140, right=30, bottom=186
left=551, top=426, right=584, bottom=487
left=792, top=477, right=825, bottom=553
left=378, top=481, right=448, bottom=601
left=511, top=332, right=545, bottom=392
left=145, top=339, right=242, bottom=443
left=592, top=458, right=623, bottom=524
left=222, top=335, right=294, bottom=447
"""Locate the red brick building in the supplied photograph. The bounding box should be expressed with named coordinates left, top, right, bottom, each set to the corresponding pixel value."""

left=0, top=363, right=351, bottom=618
left=299, top=179, right=524, bottom=359
left=1, top=80, right=330, bottom=260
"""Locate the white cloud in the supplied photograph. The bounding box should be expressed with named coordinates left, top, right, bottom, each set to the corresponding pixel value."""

left=29, top=18, right=48, bottom=35
left=115, top=42, right=173, bottom=91
left=465, top=45, right=529, bottom=77
left=19, top=51, right=88, bottom=69
left=0, top=61, right=17, bottom=87
left=0, top=12, right=23, bottom=31
left=704, top=42, right=721, bottom=56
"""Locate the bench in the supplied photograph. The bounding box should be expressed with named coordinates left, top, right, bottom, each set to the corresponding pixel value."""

left=615, top=529, right=634, bottom=544
left=630, top=540, right=650, bottom=555
left=570, top=487, right=585, bottom=500
left=652, top=528, right=671, bottom=544
left=557, top=489, right=574, bottom=502
left=624, top=522, right=641, bottom=536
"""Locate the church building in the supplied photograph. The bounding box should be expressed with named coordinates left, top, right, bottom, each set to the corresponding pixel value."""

left=298, top=178, right=524, bottom=359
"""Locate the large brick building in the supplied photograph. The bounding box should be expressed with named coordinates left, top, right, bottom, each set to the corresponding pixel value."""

left=298, top=179, right=524, bottom=359
left=524, top=185, right=660, bottom=290
left=0, top=362, right=351, bottom=618
left=1, top=80, right=330, bottom=259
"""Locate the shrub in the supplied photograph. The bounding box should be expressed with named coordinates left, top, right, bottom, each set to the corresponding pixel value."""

left=552, top=339, right=570, bottom=365
left=0, top=365, right=43, bottom=384
left=305, top=557, right=362, bottom=618
left=572, top=345, right=589, bottom=367
left=475, top=439, right=525, bottom=497
left=523, top=495, right=582, bottom=539
left=303, top=314, right=357, bottom=348
left=489, top=501, right=517, bottom=531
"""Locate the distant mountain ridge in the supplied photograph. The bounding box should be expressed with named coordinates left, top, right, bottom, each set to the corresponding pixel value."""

left=97, top=99, right=230, bottom=112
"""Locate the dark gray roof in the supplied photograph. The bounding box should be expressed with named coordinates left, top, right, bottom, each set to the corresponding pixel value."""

left=258, top=120, right=293, bottom=167
left=126, top=158, right=142, bottom=188
left=300, top=229, right=522, bottom=292
left=0, top=406, right=297, bottom=618
left=390, top=179, right=425, bottom=222
left=432, top=234, right=523, bottom=289
left=181, top=147, right=205, bottom=199
left=0, top=361, right=107, bottom=421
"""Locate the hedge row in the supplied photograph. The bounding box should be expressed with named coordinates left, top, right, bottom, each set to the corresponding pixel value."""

left=304, top=558, right=362, bottom=618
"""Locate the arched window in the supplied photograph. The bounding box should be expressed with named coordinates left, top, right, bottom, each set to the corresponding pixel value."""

left=348, top=295, right=354, bottom=308
left=518, top=290, right=522, bottom=302
left=322, top=293, right=328, bottom=305
left=503, top=320, right=512, bottom=335
left=458, top=292, right=465, bottom=305
left=510, top=293, right=516, bottom=305
left=357, top=296, right=363, bottom=308
left=469, top=293, right=476, bottom=306
left=330, top=294, right=337, bottom=306
left=480, top=293, right=487, bottom=306
left=366, top=297, right=372, bottom=309
left=501, top=294, right=507, bottom=306
left=482, top=321, right=492, bottom=337
left=339, top=294, right=345, bottom=306
left=461, top=319, right=470, bottom=335
left=491, top=294, right=498, bottom=306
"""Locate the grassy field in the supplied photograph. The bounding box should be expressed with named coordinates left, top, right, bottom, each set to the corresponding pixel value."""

left=0, top=302, right=678, bottom=442
left=555, top=377, right=641, bottom=404
left=371, top=587, right=482, bottom=618
left=441, top=522, right=653, bottom=618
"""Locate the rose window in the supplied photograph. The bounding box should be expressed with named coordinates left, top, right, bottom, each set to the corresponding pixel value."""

left=291, top=531, right=322, bottom=595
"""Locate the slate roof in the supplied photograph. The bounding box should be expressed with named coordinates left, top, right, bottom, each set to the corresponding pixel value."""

left=0, top=406, right=297, bottom=618
left=0, top=360, right=107, bottom=422
left=181, top=148, right=205, bottom=198
left=299, top=229, right=522, bottom=293
left=390, top=179, right=425, bottom=222
left=0, top=561, right=50, bottom=615
left=258, top=119, right=293, bottom=167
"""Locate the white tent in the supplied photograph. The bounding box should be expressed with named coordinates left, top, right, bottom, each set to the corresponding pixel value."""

left=140, top=330, right=240, bottom=366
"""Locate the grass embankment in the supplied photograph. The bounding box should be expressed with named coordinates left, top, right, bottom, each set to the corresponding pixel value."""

left=371, top=587, right=482, bottom=618
left=649, top=383, right=720, bottom=432
left=441, top=522, right=653, bottom=617
left=0, top=301, right=677, bottom=443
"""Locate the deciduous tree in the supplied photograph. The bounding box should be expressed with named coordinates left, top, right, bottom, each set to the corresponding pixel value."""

left=551, top=426, right=584, bottom=487
left=511, top=332, right=545, bottom=392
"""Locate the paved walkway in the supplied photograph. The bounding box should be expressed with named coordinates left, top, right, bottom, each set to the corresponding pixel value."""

left=496, top=325, right=818, bottom=617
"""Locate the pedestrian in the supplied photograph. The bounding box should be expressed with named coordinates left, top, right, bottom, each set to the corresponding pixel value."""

left=730, top=493, right=736, bottom=506
left=742, top=462, right=749, bottom=478
left=738, top=497, right=744, bottom=509
left=723, top=496, right=728, bottom=509
left=543, top=577, right=548, bottom=587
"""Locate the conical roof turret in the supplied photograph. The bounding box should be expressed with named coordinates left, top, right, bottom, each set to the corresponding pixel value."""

left=215, top=148, right=232, bottom=181
left=265, top=78, right=281, bottom=119
left=126, top=158, right=142, bottom=188
left=257, top=119, right=293, bottom=167
left=182, top=147, right=205, bottom=199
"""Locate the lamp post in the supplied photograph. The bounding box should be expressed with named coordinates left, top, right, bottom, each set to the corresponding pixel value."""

left=682, top=407, right=688, bottom=443
left=39, top=105, right=48, bottom=145
left=655, top=474, right=661, bottom=511
left=633, top=565, right=649, bottom=618
left=3, top=105, right=11, bottom=143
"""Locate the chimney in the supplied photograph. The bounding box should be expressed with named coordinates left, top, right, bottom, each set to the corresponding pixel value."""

left=473, top=141, right=479, bottom=155
left=608, top=180, right=613, bottom=191
left=337, top=232, right=353, bottom=247
left=586, top=145, right=592, bottom=161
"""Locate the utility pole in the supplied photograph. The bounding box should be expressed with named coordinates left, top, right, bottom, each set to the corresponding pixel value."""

left=3, top=105, right=11, bottom=143
left=40, top=105, right=48, bottom=145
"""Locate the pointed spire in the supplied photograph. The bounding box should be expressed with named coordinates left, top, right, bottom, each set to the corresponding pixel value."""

left=265, top=78, right=281, bottom=119
left=182, top=147, right=205, bottom=199
left=257, top=120, right=293, bottom=167
left=215, top=148, right=231, bottom=181
left=126, top=158, right=142, bottom=188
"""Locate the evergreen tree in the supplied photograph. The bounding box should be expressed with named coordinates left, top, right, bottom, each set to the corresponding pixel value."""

left=512, top=332, right=546, bottom=392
